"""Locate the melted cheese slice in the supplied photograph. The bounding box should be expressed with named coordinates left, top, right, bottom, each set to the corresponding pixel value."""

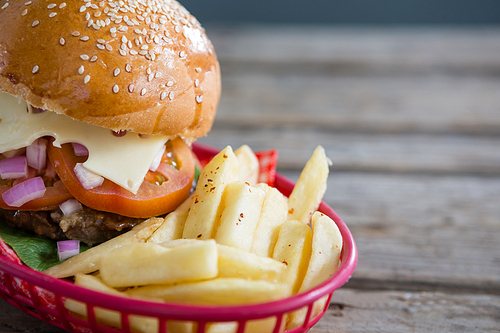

left=0, top=92, right=169, bottom=194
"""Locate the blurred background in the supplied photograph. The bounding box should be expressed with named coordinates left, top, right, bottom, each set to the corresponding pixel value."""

left=181, top=0, right=500, bottom=26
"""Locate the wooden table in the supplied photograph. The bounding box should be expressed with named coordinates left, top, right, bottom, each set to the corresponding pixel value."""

left=2, top=26, right=500, bottom=332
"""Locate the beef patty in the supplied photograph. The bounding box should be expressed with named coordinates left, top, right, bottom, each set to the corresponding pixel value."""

left=0, top=206, right=145, bottom=246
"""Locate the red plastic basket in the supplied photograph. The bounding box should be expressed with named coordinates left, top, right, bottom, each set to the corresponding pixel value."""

left=0, top=143, right=358, bottom=333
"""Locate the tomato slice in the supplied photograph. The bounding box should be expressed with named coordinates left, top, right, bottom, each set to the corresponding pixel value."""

left=0, top=163, right=73, bottom=211
left=47, top=138, right=195, bottom=218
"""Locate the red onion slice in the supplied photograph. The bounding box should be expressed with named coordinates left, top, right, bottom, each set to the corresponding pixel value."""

left=0, top=156, right=28, bottom=179
left=57, top=240, right=80, bottom=261
left=59, top=198, right=83, bottom=216
left=72, top=143, right=89, bottom=157
left=2, top=147, right=26, bottom=159
left=74, top=163, right=104, bottom=190
left=26, top=138, right=47, bottom=172
left=149, top=145, right=166, bottom=172
left=2, top=177, right=46, bottom=207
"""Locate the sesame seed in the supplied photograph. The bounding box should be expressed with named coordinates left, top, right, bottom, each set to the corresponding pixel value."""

left=105, top=44, right=112, bottom=51
left=78, top=66, right=84, bottom=74
left=160, top=91, right=167, bottom=100
left=80, top=54, right=89, bottom=60
left=80, top=36, right=90, bottom=41
left=119, top=49, right=126, bottom=56
left=167, top=80, right=173, bottom=87
left=97, top=39, right=106, bottom=44
left=47, top=3, right=57, bottom=9
left=32, top=65, right=39, bottom=74
left=128, top=84, right=134, bottom=92
left=148, top=73, right=154, bottom=81
left=59, top=38, right=66, bottom=46
left=194, top=79, right=199, bottom=87
left=71, top=31, right=80, bottom=37
left=195, top=67, right=202, bottom=73
left=90, top=55, right=98, bottom=62
left=49, top=12, right=57, bottom=17
left=129, top=50, right=138, bottom=55
left=140, top=88, right=146, bottom=96
left=146, top=68, right=152, bottom=75
left=125, top=64, right=132, bottom=72
left=32, top=20, right=40, bottom=27
left=79, top=5, right=86, bottom=12
left=96, top=43, right=105, bottom=50
left=25, top=1, right=32, bottom=5
left=196, top=95, right=203, bottom=103
left=112, top=85, right=119, bottom=93
left=1, top=2, right=9, bottom=10
left=22, top=8, right=28, bottom=15
left=169, top=92, right=174, bottom=100
left=114, top=68, right=120, bottom=76
left=59, top=2, right=66, bottom=9
left=84, top=75, right=90, bottom=83
left=179, top=51, right=186, bottom=58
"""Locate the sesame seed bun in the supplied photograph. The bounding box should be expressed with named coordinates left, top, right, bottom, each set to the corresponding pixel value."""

left=0, top=0, right=220, bottom=139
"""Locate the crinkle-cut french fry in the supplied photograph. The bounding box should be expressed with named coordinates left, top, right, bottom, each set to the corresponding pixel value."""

left=147, top=197, right=191, bottom=244
left=215, top=182, right=266, bottom=251
left=99, top=240, right=218, bottom=288
left=217, top=243, right=286, bottom=282
left=182, top=146, right=239, bottom=240
left=125, top=278, right=288, bottom=305
left=287, top=145, right=331, bottom=225
left=250, top=183, right=288, bottom=257
left=43, top=217, right=164, bottom=278
left=234, top=145, right=259, bottom=185
left=65, top=273, right=159, bottom=333
left=286, top=211, right=343, bottom=330
left=272, top=220, right=312, bottom=295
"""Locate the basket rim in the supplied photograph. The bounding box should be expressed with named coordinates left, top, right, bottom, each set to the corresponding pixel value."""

left=0, top=143, right=358, bottom=322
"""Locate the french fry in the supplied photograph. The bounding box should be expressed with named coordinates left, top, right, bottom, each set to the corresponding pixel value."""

left=234, top=145, right=259, bottom=185
left=182, top=146, right=239, bottom=240
left=65, top=273, right=159, bottom=333
left=272, top=220, right=312, bottom=295
left=125, top=278, right=288, bottom=305
left=99, top=240, right=218, bottom=288
left=217, top=244, right=286, bottom=282
left=251, top=184, right=288, bottom=257
left=160, top=240, right=286, bottom=282
left=287, top=145, right=331, bottom=225
left=147, top=197, right=191, bottom=244
left=43, top=217, right=164, bottom=278
left=286, top=211, right=343, bottom=330
left=215, top=182, right=266, bottom=251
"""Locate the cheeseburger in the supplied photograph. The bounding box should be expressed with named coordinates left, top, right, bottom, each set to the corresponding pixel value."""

left=0, top=0, right=221, bottom=245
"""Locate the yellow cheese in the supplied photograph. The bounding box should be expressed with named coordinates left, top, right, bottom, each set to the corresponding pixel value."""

left=0, top=92, right=169, bottom=194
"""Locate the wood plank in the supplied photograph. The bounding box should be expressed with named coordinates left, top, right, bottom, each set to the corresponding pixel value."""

left=213, top=70, right=500, bottom=135
left=311, top=288, right=500, bottom=332
left=209, top=26, right=500, bottom=74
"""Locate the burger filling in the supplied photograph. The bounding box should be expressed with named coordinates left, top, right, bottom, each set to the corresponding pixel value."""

left=0, top=92, right=195, bottom=246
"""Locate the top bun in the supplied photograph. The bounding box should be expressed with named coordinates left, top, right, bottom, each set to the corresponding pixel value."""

left=0, top=0, right=220, bottom=138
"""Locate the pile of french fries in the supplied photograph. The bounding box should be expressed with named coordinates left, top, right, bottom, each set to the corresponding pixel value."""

left=43, top=145, right=343, bottom=333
